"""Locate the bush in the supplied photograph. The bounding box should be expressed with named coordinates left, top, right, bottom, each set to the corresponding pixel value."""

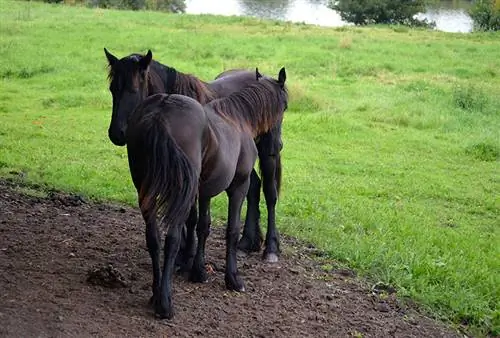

left=29, top=0, right=185, bottom=12
left=145, top=0, right=185, bottom=12
left=329, top=0, right=431, bottom=27
left=88, top=0, right=144, bottom=10
left=469, top=0, right=500, bottom=31
left=88, top=0, right=184, bottom=11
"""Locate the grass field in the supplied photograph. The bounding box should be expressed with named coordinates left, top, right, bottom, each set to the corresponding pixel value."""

left=0, top=0, right=499, bottom=335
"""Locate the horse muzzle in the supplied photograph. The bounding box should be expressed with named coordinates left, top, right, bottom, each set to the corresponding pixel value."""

left=108, top=128, right=127, bottom=146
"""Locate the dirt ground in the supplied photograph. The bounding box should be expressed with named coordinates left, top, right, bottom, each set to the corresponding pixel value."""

left=0, top=179, right=461, bottom=337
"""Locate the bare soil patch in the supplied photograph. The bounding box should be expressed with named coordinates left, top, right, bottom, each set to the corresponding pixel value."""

left=0, top=179, right=459, bottom=337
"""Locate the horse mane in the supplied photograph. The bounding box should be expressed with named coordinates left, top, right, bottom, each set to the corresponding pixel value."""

left=207, top=79, right=288, bottom=137
left=172, top=71, right=217, bottom=104
left=107, top=53, right=217, bottom=104
left=143, top=58, right=217, bottom=103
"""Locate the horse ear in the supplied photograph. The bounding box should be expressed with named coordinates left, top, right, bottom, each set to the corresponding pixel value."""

left=278, top=67, right=286, bottom=86
left=140, top=50, right=153, bottom=69
left=256, top=67, right=262, bottom=80
left=104, top=48, right=118, bottom=66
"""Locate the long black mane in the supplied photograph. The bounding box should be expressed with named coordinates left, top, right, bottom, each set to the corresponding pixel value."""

left=207, top=78, right=288, bottom=137
left=107, top=55, right=216, bottom=104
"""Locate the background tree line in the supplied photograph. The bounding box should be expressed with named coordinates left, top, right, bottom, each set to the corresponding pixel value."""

left=40, top=0, right=185, bottom=12
left=329, top=0, right=499, bottom=31
left=29, top=0, right=499, bottom=31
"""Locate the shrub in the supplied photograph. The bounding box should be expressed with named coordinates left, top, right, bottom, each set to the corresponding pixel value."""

left=469, top=0, right=500, bottom=31
left=145, top=0, right=185, bottom=12
left=329, top=0, right=432, bottom=27
left=28, top=0, right=185, bottom=12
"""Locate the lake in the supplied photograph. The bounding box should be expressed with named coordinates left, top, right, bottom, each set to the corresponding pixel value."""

left=185, top=0, right=474, bottom=33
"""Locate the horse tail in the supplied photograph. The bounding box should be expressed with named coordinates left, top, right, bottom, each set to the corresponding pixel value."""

left=131, top=113, right=198, bottom=228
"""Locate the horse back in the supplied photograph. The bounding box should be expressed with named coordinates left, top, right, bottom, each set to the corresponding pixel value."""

left=214, top=69, right=250, bottom=80
left=208, top=70, right=257, bottom=98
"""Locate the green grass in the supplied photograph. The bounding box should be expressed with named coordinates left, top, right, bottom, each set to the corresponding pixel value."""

left=1, top=1, right=499, bottom=335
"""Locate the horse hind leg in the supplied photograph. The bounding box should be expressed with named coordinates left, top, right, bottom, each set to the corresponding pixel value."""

left=189, top=198, right=211, bottom=283
left=225, top=178, right=251, bottom=292
left=175, top=204, right=198, bottom=275
left=130, top=159, right=162, bottom=308
left=238, top=169, right=263, bottom=254
left=137, top=193, right=162, bottom=309
left=190, top=197, right=211, bottom=283
left=156, top=222, right=183, bottom=319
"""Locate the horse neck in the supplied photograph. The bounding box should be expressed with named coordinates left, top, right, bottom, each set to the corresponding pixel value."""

left=173, top=71, right=217, bottom=104
left=146, top=71, right=166, bottom=95
left=209, top=86, right=282, bottom=138
left=147, top=61, right=174, bottom=95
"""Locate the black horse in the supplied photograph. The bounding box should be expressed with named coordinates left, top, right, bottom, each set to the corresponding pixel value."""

left=126, top=68, right=288, bottom=318
left=214, top=69, right=283, bottom=262
left=105, top=49, right=282, bottom=262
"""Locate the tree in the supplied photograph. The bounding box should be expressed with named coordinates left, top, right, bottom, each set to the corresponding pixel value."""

left=469, top=0, right=500, bottom=31
left=329, top=0, right=429, bottom=26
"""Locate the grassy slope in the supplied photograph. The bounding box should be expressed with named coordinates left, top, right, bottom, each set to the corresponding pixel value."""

left=0, top=1, right=499, bottom=334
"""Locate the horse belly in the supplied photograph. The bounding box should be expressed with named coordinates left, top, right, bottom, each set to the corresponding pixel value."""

left=199, top=168, right=235, bottom=198
left=199, top=143, right=240, bottom=198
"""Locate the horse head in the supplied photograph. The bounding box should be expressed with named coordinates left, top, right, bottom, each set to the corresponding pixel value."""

left=104, top=48, right=153, bottom=146
left=258, top=66, right=288, bottom=120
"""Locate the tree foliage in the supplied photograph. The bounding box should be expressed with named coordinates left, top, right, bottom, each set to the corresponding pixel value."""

left=329, top=0, right=430, bottom=26
left=31, top=0, right=186, bottom=12
left=469, top=0, right=500, bottom=31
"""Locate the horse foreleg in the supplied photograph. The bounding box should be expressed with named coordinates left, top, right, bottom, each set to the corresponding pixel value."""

left=156, top=223, right=183, bottom=319
left=238, top=169, right=263, bottom=253
left=190, top=197, right=211, bottom=283
left=225, top=180, right=249, bottom=292
left=260, top=154, right=280, bottom=263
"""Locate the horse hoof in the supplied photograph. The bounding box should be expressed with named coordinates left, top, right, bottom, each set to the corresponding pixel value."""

left=189, top=269, right=208, bottom=284
left=154, top=301, right=174, bottom=319
left=176, top=261, right=194, bottom=276
left=155, top=309, right=174, bottom=320
left=263, top=252, right=279, bottom=263
left=237, top=237, right=262, bottom=253
left=225, top=275, right=245, bottom=292
left=226, top=283, right=246, bottom=293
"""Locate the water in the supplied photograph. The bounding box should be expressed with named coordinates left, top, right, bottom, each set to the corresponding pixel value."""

left=417, top=1, right=474, bottom=33
left=185, top=0, right=474, bottom=33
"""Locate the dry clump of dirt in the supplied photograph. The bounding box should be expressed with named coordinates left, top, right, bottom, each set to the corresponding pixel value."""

left=87, top=263, right=129, bottom=288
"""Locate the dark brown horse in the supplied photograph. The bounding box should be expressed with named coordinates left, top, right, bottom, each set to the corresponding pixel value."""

left=104, top=49, right=283, bottom=262
left=214, top=70, right=283, bottom=263
left=126, top=69, right=288, bottom=318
